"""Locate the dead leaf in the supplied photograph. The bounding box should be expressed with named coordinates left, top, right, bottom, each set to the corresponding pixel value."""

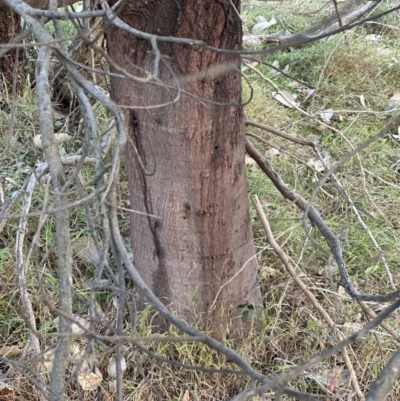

left=385, top=92, right=400, bottom=114
left=70, top=343, right=83, bottom=359
left=33, top=133, right=72, bottom=148
left=273, top=90, right=299, bottom=108
left=314, top=125, right=328, bottom=132
left=305, top=365, right=348, bottom=389
left=271, top=60, right=280, bottom=75
left=0, top=381, right=13, bottom=401
left=241, top=61, right=259, bottom=72
left=71, top=236, right=100, bottom=264
left=243, top=35, right=262, bottom=46
left=0, top=345, right=21, bottom=358
left=107, top=356, right=127, bottom=378
left=260, top=267, right=279, bottom=279
left=267, top=147, right=280, bottom=157
left=319, top=109, right=333, bottom=122
left=303, top=87, right=315, bottom=101
left=43, top=348, right=56, bottom=373
left=71, top=315, right=90, bottom=335
left=245, top=155, right=256, bottom=166
left=182, top=390, right=190, bottom=401
left=108, top=380, right=117, bottom=393
left=78, top=371, right=102, bottom=391
left=251, top=17, right=276, bottom=33
left=365, top=34, right=381, bottom=42
left=307, top=158, right=325, bottom=172
left=357, top=95, right=366, bottom=107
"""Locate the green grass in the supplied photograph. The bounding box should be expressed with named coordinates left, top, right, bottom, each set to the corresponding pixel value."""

left=242, top=1, right=400, bottom=398
left=1, top=0, right=400, bottom=399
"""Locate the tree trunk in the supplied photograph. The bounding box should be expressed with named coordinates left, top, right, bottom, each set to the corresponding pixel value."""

left=0, top=10, right=22, bottom=98
left=106, top=0, right=260, bottom=332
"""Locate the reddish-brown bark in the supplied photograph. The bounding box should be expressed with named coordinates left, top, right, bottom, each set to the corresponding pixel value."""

left=0, top=0, right=79, bottom=11
left=0, top=10, right=22, bottom=93
left=106, top=0, right=260, bottom=331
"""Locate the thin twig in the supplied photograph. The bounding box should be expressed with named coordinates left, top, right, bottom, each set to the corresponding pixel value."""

left=246, top=137, right=400, bottom=302
left=253, top=195, right=363, bottom=399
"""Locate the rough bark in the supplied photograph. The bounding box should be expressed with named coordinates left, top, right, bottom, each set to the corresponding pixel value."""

left=106, top=0, right=260, bottom=331
left=0, top=0, right=78, bottom=11
left=0, top=10, right=22, bottom=96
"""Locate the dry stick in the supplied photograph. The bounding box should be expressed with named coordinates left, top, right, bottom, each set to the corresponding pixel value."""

left=365, top=345, right=400, bottom=401
left=231, top=291, right=400, bottom=401
left=245, top=120, right=317, bottom=148
left=15, top=166, right=48, bottom=400
left=304, top=114, right=400, bottom=302
left=246, top=132, right=318, bottom=172
left=357, top=302, right=400, bottom=342
left=249, top=40, right=396, bottom=293
left=107, top=176, right=316, bottom=401
left=0, top=156, right=97, bottom=223
left=363, top=168, right=400, bottom=191
left=253, top=195, right=363, bottom=399
left=246, top=138, right=400, bottom=316
left=332, top=0, right=345, bottom=28
left=314, top=147, right=397, bottom=294
left=36, top=44, right=73, bottom=401
left=0, top=180, right=27, bottom=233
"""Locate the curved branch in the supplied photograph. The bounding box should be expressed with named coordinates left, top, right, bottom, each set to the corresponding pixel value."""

left=245, top=137, right=400, bottom=303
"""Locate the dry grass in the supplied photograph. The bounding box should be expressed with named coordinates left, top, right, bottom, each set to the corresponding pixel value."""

left=1, top=0, right=400, bottom=400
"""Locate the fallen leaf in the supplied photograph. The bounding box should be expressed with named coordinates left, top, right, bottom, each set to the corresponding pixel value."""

left=0, top=381, right=13, bottom=401
left=273, top=90, right=299, bottom=108
left=260, top=267, right=279, bottom=279
left=305, top=365, right=348, bottom=388
left=357, top=95, right=366, bottom=107
left=182, top=390, right=190, bottom=401
left=0, top=346, right=21, bottom=358
left=267, top=147, right=280, bottom=157
left=43, top=348, right=56, bottom=373
left=78, top=371, right=102, bottom=391
left=385, top=92, right=400, bottom=114
left=303, top=88, right=315, bottom=101
left=319, top=109, right=334, bottom=122
left=107, top=356, right=127, bottom=378
left=314, top=125, right=328, bottom=132
left=243, top=35, right=261, bottom=46
left=307, top=158, right=325, bottom=172
left=71, top=236, right=100, bottom=264
left=271, top=60, right=280, bottom=74
left=33, top=133, right=71, bottom=148
left=241, top=60, right=259, bottom=72
left=365, top=34, right=381, bottom=42
left=71, top=316, right=90, bottom=335
left=245, top=155, right=256, bottom=166
left=108, top=380, right=117, bottom=393
left=251, top=17, right=277, bottom=33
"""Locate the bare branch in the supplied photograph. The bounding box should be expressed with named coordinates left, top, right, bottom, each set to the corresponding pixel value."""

left=246, top=136, right=400, bottom=303
left=366, top=346, right=400, bottom=401
left=36, top=44, right=72, bottom=400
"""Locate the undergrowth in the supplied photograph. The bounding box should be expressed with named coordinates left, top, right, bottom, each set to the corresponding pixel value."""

left=1, top=0, right=400, bottom=400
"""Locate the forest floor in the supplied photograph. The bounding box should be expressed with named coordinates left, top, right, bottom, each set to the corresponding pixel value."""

left=242, top=0, right=400, bottom=400
left=1, top=0, right=400, bottom=400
